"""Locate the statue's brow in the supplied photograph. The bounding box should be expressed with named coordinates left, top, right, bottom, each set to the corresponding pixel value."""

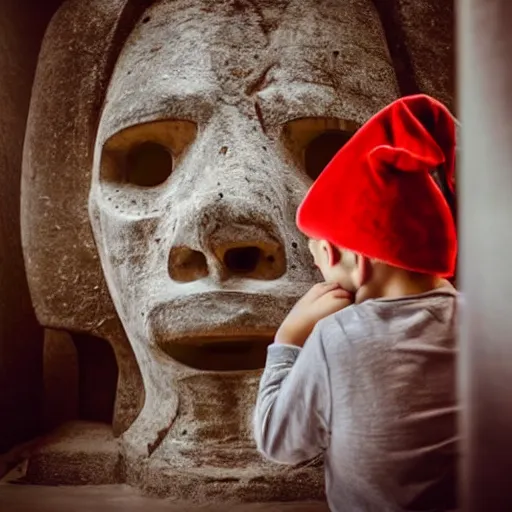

left=101, top=89, right=217, bottom=134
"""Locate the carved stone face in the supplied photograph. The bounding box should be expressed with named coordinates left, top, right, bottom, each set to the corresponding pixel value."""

left=88, top=0, right=398, bottom=495
left=92, top=0, right=396, bottom=364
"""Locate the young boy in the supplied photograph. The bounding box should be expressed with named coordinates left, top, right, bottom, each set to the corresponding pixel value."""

left=253, top=94, right=459, bottom=511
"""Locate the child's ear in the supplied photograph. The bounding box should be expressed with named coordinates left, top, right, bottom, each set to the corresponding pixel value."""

left=354, top=254, right=371, bottom=286
left=322, top=241, right=341, bottom=267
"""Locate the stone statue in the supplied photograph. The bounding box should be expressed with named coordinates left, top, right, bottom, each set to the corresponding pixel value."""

left=16, top=0, right=453, bottom=502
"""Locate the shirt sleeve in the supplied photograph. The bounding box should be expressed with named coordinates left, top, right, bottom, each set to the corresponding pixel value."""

left=253, top=322, right=332, bottom=465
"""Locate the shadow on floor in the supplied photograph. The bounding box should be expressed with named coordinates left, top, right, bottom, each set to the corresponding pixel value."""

left=0, top=484, right=329, bottom=512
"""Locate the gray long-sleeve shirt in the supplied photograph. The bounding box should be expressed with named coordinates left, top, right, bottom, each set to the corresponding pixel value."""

left=254, top=287, right=459, bottom=512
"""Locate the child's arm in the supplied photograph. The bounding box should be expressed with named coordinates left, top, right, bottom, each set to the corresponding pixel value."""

left=253, top=322, right=331, bottom=465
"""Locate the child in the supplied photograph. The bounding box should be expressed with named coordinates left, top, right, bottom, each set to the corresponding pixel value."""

left=253, top=94, right=459, bottom=511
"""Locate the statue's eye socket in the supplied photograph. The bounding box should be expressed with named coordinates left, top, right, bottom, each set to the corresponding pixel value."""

left=304, top=129, right=352, bottom=181
left=125, top=141, right=173, bottom=187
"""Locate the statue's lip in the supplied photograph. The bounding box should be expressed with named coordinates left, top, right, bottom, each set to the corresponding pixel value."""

left=146, top=290, right=294, bottom=344
left=147, top=288, right=306, bottom=314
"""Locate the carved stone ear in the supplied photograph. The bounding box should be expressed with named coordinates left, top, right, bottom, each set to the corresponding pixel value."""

left=21, top=0, right=150, bottom=332
left=21, top=0, right=150, bottom=434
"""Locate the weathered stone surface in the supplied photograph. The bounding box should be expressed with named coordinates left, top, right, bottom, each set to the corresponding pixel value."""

left=0, top=0, right=60, bottom=455
left=18, top=0, right=454, bottom=503
left=23, top=422, right=123, bottom=486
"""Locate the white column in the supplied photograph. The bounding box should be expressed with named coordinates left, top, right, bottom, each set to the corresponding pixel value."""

left=458, top=0, right=512, bottom=509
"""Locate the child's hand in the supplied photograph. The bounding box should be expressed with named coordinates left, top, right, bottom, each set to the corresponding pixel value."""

left=275, top=282, right=353, bottom=348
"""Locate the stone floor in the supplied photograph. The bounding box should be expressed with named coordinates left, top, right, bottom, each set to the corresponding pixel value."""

left=0, top=484, right=329, bottom=512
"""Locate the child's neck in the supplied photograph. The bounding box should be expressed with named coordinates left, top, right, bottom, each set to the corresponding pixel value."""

left=354, top=267, right=453, bottom=304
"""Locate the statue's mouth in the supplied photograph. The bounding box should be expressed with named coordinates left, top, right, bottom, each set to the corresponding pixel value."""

left=159, top=336, right=274, bottom=372
left=146, top=290, right=296, bottom=372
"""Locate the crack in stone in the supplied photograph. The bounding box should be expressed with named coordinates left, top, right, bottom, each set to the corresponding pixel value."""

left=147, top=399, right=179, bottom=456
left=254, top=101, right=267, bottom=134
left=245, top=63, right=276, bottom=96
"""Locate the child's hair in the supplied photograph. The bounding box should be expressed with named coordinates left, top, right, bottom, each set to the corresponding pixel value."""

left=431, top=165, right=456, bottom=222
left=430, top=117, right=458, bottom=284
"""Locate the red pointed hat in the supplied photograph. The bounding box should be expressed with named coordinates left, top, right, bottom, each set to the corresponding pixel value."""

left=296, top=94, right=457, bottom=277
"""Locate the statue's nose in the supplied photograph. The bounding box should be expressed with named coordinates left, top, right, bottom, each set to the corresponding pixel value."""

left=169, top=234, right=286, bottom=283
left=168, top=201, right=287, bottom=283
